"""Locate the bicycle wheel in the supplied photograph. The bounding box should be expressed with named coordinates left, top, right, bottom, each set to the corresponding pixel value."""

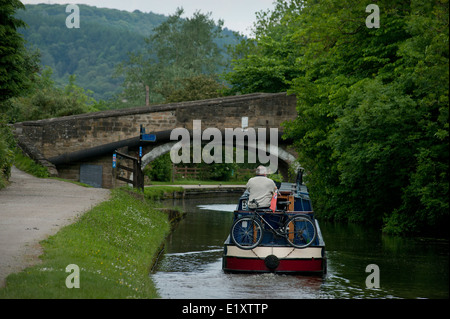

left=285, top=215, right=317, bottom=248
left=231, top=217, right=263, bottom=250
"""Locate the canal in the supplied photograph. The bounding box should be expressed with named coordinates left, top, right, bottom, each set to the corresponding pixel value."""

left=151, top=194, right=449, bottom=299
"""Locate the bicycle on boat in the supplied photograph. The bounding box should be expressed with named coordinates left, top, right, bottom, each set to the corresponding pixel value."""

left=230, top=210, right=317, bottom=250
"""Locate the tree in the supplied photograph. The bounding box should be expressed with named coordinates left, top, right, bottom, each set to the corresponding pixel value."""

left=0, top=115, right=15, bottom=188
left=164, top=74, right=226, bottom=103
left=7, top=68, right=99, bottom=122
left=0, top=0, right=30, bottom=104
left=144, top=153, right=172, bottom=182
left=149, top=8, right=224, bottom=75
left=117, top=8, right=226, bottom=105
left=293, top=0, right=448, bottom=234
left=224, top=0, right=303, bottom=94
left=0, top=0, right=28, bottom=187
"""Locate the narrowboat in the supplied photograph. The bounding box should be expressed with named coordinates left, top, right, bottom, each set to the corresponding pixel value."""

left=222, top=170, right=326, bottom=274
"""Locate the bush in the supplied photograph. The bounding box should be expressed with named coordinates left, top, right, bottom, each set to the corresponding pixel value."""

left=13, top=150, right=50, bottom=178
left=144, top=153, right=172, bottom=182
left=0, top=117, right=15, bottom=188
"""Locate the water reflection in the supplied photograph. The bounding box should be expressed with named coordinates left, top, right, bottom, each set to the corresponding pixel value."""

left=151, top=195, right=449, bottom=299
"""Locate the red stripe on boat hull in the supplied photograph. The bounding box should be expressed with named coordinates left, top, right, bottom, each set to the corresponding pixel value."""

left=223, top=256, right=324, bottom=274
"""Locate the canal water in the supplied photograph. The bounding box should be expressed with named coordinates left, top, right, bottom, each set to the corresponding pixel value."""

left=151, top=195, right=449, bottom=299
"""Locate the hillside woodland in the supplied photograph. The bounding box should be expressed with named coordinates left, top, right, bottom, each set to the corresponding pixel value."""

left=15, top=4, right=239, bottom=102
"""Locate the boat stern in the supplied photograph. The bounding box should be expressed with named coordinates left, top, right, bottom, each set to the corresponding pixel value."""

left=222, top=239, right=326, bottom=274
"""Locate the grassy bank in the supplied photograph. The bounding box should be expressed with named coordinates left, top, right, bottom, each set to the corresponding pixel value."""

left=143, top=185, right=184, bottom=200
left=0, top=187, right=178, bottom=299
left=13, top=150, right=50, bottom=178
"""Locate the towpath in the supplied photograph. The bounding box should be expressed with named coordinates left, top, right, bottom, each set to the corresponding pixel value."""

left=0, top=167, right=110, bottom=287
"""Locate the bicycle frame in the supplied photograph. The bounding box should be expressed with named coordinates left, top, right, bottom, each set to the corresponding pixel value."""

left=252, top=211, right=289, bottom=238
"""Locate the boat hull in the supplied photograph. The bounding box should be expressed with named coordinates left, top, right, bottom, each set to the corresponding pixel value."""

left=222, top=178, right=327, bottom=275
left=222, top=242, right=326, bottom=274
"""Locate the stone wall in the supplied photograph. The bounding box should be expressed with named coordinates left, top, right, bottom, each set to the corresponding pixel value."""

left=17, top=110, right=177, bottom=159
left=176, top=93, right=297, bottom=130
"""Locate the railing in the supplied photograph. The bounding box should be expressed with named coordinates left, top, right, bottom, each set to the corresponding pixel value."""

left=174, top=166, right=205, bottom=179
left=173, top=166, right=254, bottom=180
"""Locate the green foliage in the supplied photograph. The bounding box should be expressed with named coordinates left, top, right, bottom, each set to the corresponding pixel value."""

left=164, top=74, right=226, bottom=103
left=205, top=163, right=235, bottom=181
left=143, top=186, right=184, bottom=201
left=16, top=4, right=239, bottom=105
left=0, top=0, right=29, bottom=188
left=144, top=153, right=172, bottom=182
left=0, top=0, right=28, bottom=103
left=149, top=8, right=224, bottom=75
left=227, top=0, right=449, bottom=235
left=6, top=68, right=99, bottom=122
left=268, top=173, right=283, bottom=184
left=0, top=116, right=15, bottom=188
left=117, top=8, right=230, bottom=105
left=224, top=1, right=303, bottom=94
left=182, top=147, right=268, bottom=182
left=15, top=4, right=167, bottom=101
left=13, top=149, right=50, bottom=178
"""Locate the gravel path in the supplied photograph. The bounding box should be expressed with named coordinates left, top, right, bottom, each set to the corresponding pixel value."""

left=0, top=167, right=110, bottom=287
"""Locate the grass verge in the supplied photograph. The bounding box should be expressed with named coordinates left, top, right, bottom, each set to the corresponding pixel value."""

left=13, top=150, right=50, bottom=178
left=0, top=187, right=175, bottom=299
left=143, top=186, right=184, bottom=200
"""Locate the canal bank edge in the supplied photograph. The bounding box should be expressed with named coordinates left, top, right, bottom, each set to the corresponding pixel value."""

left=142, top=185, right=245, bottom=274
left=145, top=184, right=246, bottom=198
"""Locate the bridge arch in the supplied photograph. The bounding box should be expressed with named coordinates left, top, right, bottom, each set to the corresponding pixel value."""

left=140, top=140, right=300, bottom=180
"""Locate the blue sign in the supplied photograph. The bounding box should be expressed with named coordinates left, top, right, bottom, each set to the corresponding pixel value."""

left=141, top=134, right=156, bottom=142
left=112, top=153, right=116, bottom=168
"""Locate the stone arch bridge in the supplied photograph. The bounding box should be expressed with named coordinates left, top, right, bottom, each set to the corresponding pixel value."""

left=13, top=92, right=299, bottom=188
